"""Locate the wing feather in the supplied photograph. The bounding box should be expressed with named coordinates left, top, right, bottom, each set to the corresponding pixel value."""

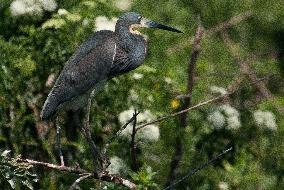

left=41, top=31, right=116, bottom=120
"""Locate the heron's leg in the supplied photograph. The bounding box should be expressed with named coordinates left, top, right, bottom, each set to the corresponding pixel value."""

left=81, top=97, right=109, bottom=172
left=55, top=117, right=64, bottom=166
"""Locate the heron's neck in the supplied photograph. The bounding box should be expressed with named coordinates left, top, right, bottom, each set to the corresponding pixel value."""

left=115, top=22, right=145, bottom=52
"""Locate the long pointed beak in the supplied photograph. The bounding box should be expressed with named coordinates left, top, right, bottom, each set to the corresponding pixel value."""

left=142, top=18, right=182, bottom=33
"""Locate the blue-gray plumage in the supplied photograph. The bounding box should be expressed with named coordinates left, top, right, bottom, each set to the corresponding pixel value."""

left=40, top=12, right=181, bottom=120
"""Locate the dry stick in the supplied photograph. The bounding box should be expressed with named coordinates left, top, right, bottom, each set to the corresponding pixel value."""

left=136, top=75, right=273, bottom=131
left=168, top=11, right=253, bottom=53
left=130, top=110, right=139, bottom=171
left=165, top=23, right=204, bottom=188
left=163, top=147, right=233, bottom=190
left=221, top=31, right=284, bottom=115
left=16, top=158, right=136, bottom=189
left=68, top=173, right=92, bottom=190
left=17, top=158, right=88, bottom=174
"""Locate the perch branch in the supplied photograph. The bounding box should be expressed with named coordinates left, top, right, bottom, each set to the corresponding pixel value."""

left=16, top=158, right=136, bottom=189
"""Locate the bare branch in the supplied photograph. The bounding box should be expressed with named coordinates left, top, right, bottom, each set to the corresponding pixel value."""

left=137, top=94, right=227, bottom=131
left=137, top=75, right=273, bottom=131
left=221, top=31, right=272, bottom=98
left=16, top=158, right=136, bottom=189
left=206, top=11, right=253, bottom=37
left=16, top=158, right=88, bottom=174
left=165, top=22, right=204, bottom=186
left=167, top=11, right=253, bottom=54
left=221, top=31, right=284, bottom=114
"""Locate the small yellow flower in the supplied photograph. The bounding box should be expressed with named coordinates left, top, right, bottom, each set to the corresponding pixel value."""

left=154, top=83, right=160, bottom=89
left=171, top=99, right=180, bottom=109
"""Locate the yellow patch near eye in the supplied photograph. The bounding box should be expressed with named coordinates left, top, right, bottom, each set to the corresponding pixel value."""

left=129, top=24, right=142, bottom=35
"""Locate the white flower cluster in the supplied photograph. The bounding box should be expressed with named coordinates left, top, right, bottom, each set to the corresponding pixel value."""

left=57, top=8, right=68, bottom=16
left=114, top=0, right=132, bottom=11
left=10, top=0, right=57, bottom=16
left=253, top=110, right=277, bottom=130
left=218, top=181, right=229, bottom=190
left=94, top=16, right=117, bottom=32
left=118, top=108, right=160, bottom=142
left=132, top=73, right=144, bottom=80
left=207, top=104, right=241, bottom=130
left=106, top=156, right=127, bottom=175
left=207, top=110, right=225, bottom=129
left=210, top=85, right=228, bottom=95
left=129, top=89, right=139, bottom=101
left=164, top=77, right=173, bottom=84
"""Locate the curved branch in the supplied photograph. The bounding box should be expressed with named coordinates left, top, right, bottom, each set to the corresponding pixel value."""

left=69, top=173, right=92, bottom=190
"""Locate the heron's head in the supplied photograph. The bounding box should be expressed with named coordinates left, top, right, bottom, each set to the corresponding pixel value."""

left=118, top=12, right=182, bottom=35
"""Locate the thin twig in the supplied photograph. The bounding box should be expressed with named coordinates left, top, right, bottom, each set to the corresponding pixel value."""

left=136, top=75, right=274, bottom=131
left=137, top=94, right=227, bottom=131
left=163, top=147, right=233, bottom=190
left=103, top=111, right=140, bottom=156
left=106, top=111, right=140, bottom=145
left=69, top=173, right=92, bottom=190
left=130, top=110, right=139, bottom=171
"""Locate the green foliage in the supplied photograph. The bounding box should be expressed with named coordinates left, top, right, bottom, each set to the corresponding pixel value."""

left=1, top=0, right=284, bottom=189
left=0, top=150, right=38, bottom=190
left=130, top=165, right=158, bottom=190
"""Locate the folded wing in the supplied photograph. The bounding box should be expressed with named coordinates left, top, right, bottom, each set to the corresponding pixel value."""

left=41, top=31, right=116, bottom=120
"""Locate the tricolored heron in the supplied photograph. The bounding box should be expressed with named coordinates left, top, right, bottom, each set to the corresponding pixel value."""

left=40, top=12, right=181, bottom=167
left=41, top=12, right=181, bottom=120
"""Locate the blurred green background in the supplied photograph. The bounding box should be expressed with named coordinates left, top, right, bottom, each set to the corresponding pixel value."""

left=1, top=0, right=284, bottom=189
